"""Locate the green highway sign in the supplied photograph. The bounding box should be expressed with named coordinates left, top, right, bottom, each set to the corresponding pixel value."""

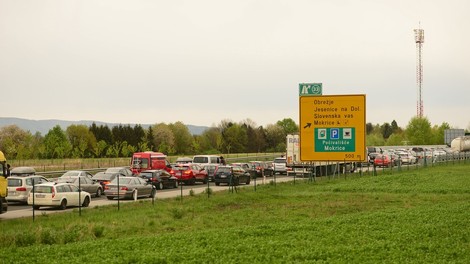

left=314, top=128, right=356, bottom=152
left=299, top=83, right=322, bottom=96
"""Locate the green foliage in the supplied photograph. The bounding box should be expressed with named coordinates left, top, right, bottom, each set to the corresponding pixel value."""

left=405, top=117, right=432, bottom=145
left=276, top=118, right=299, bottom=134
left=92, top=225, right=105, bottom=238
left=366, top=133, right=386, bottom=146
left=380, top=122, right=393, bottom=139
left=221, top=123, right=248, bottom=153
left=169, top=122, right=193, bottom=155
left=43, top=125, right=72, bottom=159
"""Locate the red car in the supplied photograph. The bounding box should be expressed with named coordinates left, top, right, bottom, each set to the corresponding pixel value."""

left=172, top=164, right=208, bottom=185
left=373, top=154, right=393, bottom=167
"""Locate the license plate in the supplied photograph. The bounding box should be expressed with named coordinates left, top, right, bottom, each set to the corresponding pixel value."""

left=10, top=191, right=16, bottom=196
left=36, top=194, right=45, bottom=198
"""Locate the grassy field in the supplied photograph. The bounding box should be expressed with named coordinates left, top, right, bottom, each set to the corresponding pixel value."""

left=1, top=164, right=469, bottom=263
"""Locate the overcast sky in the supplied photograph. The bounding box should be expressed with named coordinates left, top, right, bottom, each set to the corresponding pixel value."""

left=1, top=0, right=469, bottom=130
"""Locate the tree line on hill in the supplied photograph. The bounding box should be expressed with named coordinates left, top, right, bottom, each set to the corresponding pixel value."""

left=0, top=116, right=458, bottom=160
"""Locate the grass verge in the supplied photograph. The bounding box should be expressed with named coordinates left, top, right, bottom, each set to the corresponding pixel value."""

left=1, top=164, right=469, bottom=263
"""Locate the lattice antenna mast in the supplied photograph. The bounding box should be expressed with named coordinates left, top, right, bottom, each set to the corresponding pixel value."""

left=414, top=25, right=424, bottom=117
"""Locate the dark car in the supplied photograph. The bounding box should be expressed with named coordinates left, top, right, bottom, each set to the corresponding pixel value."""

left=104, top=177, right=156, bottom=200
left=92, top=172, right=119, bottom=190
left=138, top=169, right=178, bottom=190
left=230, top=163, right=251, bottom=171
left=57, top=175, right=104, bottom=198
left=249, top=161, right=273, bottom=177
left=214, top=166, right=251, bottom=186
left=202, top=164, right=218, bottom=182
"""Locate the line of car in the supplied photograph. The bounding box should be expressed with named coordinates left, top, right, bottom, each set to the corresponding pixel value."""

left=367, top=146, right=452, bottom=168
left=6, top=156, right=287, bottom=211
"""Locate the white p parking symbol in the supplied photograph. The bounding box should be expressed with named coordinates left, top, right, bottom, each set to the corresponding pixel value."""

left=330, top=128, right=339, bottom=139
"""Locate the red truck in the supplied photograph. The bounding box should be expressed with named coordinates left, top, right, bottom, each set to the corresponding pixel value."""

left=130, top=152, right=173, bottom=175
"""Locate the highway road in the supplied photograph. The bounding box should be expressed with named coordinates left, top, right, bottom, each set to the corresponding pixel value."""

left=1, top=175, right=292, bottom=220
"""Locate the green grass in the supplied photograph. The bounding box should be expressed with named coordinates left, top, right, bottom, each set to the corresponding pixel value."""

left=1, top=164, right=470, bottom=263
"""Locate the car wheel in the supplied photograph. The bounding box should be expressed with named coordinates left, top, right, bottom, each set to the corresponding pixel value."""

left=246, top=178, right=251, bottom=185
left=132, top=190, right=138, bottom=201
left=82, top=196, right=90, bottom=207
left=189, top=178, right=196, bottom=185
left=59, top=199, right=67, bottom=210
left=96, top=188, right=102, bottom=198
left=106, top=196, right=114, bottom=200
left=149, top=188, right=156, bottom=198
left=202, top=177, right=208, bottom=184
left=158, top=182, right=163, bottom=190
left=215, top=182, right=220, bottom=186
left=33, top=205, right=40, bottom=210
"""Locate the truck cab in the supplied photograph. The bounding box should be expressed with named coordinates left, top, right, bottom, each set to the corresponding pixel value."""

left=0, top=151, right=8, bottom=214
left=131, top=151, right=172, bottom=175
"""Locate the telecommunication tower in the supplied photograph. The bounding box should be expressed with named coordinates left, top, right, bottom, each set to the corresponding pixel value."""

left=414, top=26, right=424, bottom=117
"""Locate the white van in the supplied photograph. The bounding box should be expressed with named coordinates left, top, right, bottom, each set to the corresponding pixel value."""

left=192, top=155, right=224, bottom=165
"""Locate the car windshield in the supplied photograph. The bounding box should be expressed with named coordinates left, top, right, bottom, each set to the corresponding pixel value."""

left=105, top=168, right=122, bottom=173
left=217, top=167, right=232, bottom=173
left=172, top=165, right=190, bottom=170
left=34, top=186, right=53, bottom=193
left=110, top=178, right=132, bottom=184
left=7, top=178, right=22, bottom=187
left=57, top=177, right=78, bottom=183
left=274, top=158, right=286, bottom=163
left=139, top=172, right=153, bottom=178
left=193, top=157, right=208, bottom=163
left=62, top=171, right=80, bottom=177
left=92, top=173, right=115, bottom=181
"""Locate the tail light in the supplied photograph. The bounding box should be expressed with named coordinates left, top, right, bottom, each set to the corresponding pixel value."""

left=121, top=187, right=128, bottom=191
left=16, top=187, right=27, bottom=192
left=184, top=170, right=191, bottom=175
left=151, top=177, right=157, bottom=182
left=103, top=181, right=110, bottom=185
left=104, top=186, right=110, bottom=190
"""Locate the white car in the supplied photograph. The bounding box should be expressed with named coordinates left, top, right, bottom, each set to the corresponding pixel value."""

left=27, top=182, right=91, bottom=210
left=7, top=176, right=50, bottom=204
left=396, top=152, right=417, bottom=164
left=272, top=157, right=287, bottom=175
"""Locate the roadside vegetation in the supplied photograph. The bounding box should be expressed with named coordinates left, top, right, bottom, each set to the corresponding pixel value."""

left=1, top=164, right=469, bottom=263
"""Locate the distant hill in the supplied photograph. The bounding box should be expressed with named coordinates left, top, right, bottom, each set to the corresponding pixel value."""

left=0, top=117, right=209, bottom=136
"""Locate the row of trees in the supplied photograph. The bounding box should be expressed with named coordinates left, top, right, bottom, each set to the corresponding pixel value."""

left=366, top=117, right=455, bottom=147
left=0, top=116, right=462, bottom=160
left=0, top=118, right=298, bottom=160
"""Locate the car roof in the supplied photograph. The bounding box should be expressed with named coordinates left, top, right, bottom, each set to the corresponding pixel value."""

left=8, top=175, right=44, bottom=179
left=11, top=166, right=36, bottom=174
left=35, top=182, right=61, bottom=186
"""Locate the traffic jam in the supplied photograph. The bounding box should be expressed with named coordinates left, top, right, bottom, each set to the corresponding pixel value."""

left=3, top=152, right=288, bottom=217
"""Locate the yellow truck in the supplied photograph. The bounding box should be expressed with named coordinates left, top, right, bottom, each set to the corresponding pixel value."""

left=0, top=150, right=8, bottom=214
